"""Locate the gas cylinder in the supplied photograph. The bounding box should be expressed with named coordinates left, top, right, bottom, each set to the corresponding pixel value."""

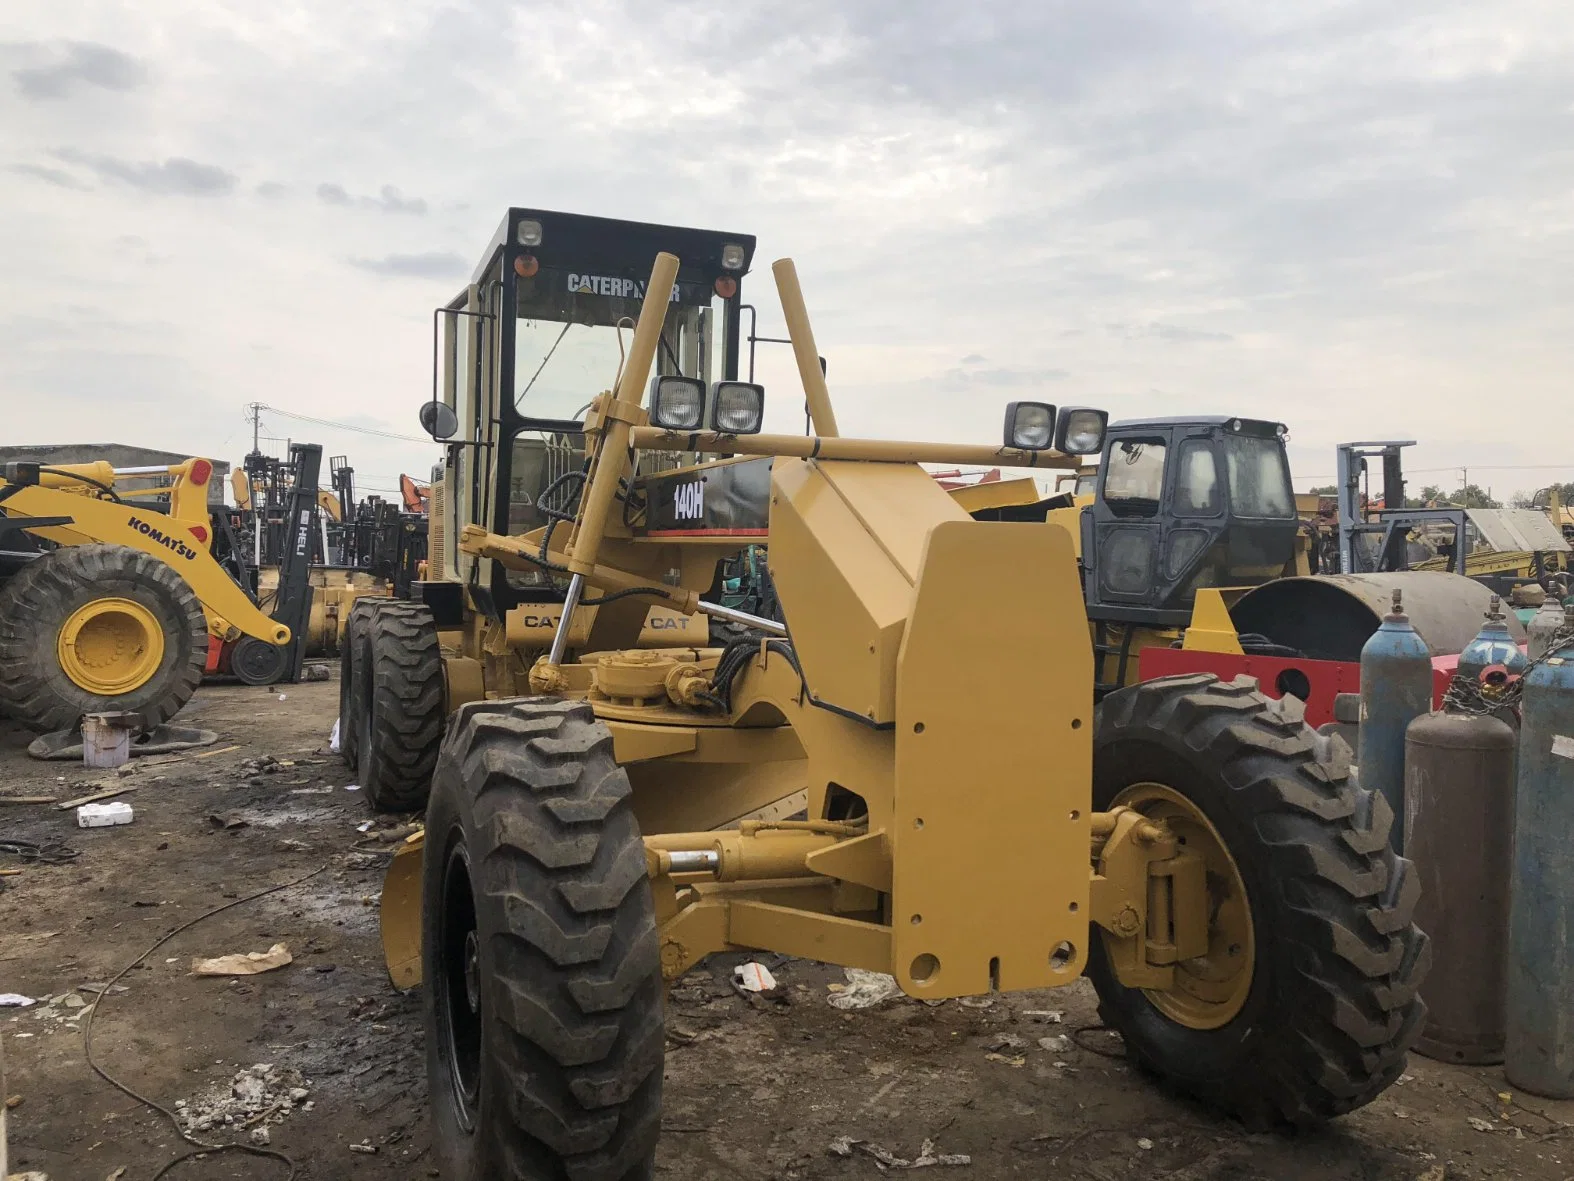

left=1457, top=595, right=1529, bottom=685
left=1404, top=710, right=1517, bottom=1064
left=1357, top=589, right=1434, bottom=850
left=1528, top=597, right=1565, bottom=661
left=1506, top=609, right=1574, bottom=1097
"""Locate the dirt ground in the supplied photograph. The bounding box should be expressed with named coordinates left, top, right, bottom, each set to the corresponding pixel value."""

left=2, top=677, right=1573, bottom=1181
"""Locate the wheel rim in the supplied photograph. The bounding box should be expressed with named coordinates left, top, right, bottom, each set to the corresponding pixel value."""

left=56, top=598, right=165, bottom=696
left=438, top=839, right=482, bottom=1129
left=1110, top=782, right=1256, bottom=1030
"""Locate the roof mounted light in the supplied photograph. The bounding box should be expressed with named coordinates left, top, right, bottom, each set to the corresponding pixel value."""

left=1055, top=407, right=1109, bottom=455
left=710, top=381, right=765, bottom=434
left=720, top=242, right=746, bottom=271
left=1004, top=401, right=1056, bottom=450
left=648, top=376, right=707, bottom=430
left=516, top=219, right=543, bottom=247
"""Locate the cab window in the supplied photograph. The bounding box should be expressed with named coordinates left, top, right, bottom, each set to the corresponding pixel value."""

left=1103, top=438, right=1167, bottom=518
left=1173, top=439, right=1221, bottom=517
left=1225, top=435, right=1295, bottom=518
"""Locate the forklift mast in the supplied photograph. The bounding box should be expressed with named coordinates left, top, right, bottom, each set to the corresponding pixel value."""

left=271, top=443, right=322, bottom=682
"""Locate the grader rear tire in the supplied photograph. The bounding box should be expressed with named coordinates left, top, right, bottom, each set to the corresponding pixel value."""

left=338, top=599, right=381, bottom=770
left=358, top=601, right=444, bottom=812
left=424, top=699, right=663, bottom=1181
left=1088, top=673, right=1430, bottom=1128
left=0, top=544, right=207, bottom=732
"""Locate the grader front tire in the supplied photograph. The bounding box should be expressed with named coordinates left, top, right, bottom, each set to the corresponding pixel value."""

left=357, top=601, right=444, bottom=812
left=423, top=699, right=663, bottom=1181
left=1088, top=674, right=1430, bottom=1128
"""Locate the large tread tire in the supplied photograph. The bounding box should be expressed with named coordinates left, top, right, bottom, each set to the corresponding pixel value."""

left=358, top=600, right=444, bottom=811
left=0, top=544, right=207, bottom=732
left=424, top=698, right=663, bottom=1181
left=1088, top=673, right=1430, bottom=1128
left=338, top=598, right=382, bottom=770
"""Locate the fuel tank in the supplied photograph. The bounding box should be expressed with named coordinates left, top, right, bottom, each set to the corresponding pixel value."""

left=1230, top=572, right=1524, bottom=663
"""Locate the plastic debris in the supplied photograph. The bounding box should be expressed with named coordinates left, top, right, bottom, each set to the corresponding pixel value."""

left=349, top=1142, right=377, bottom=1154
left=190, top=943, right=293, bottom=977
left=829, top=1137, right=970, bottom=1167
left=344, top=783, right=361, bottom=792
left=77, top=801, right=134, bottom=828
left=1468, top=1116, right=1495, bottom=1132
left=1138, top=1138, right=1154, bottom=1150
left=983, top=1052, right=1026, bottom=1068
left=986, top=1033, right=1027, bottom=1052
left=329, top=718, right=341, bottom=754
left=1022, top=1009, right=1063, bottom=1023
left=0, top=993, right=35, bottom=1007
left=828, top=968, right=903, bottom=1010
left=1038, top=1034, right=1072, bottom=1053
left=733, top=962, right=778, bottom=992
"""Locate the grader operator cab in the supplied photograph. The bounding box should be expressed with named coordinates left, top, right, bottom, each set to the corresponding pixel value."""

left=347, top=227, right=1427, bottom=1179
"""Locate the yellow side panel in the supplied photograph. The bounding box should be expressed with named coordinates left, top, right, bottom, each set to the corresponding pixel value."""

left=892, top=519, right=1091, bottom=998
left=769, top=459, right=966, bottom=725
left=1044, top=504, right=1084, bottom=560
left=638, top=605, right=706, bottom=646
left=947, top=476, right=1043, bottom=514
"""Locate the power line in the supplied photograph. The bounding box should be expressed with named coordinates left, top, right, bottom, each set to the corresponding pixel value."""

left=255, top=403, right=432, bottom=444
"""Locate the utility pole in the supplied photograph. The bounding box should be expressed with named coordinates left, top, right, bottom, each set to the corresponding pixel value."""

left=249, top=402, right=262, bottom=454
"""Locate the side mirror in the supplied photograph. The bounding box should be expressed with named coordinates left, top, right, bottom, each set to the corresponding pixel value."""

left=819, top=356, right=828, bottom=378
left=419, top=401, right=459, bottom=440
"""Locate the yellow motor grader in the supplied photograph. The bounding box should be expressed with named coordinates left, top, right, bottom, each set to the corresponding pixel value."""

left=353, top=211, right=1428, bottom=1179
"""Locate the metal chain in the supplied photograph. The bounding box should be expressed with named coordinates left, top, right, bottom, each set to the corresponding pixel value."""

left=1441, top=618, right=1574, bottom=717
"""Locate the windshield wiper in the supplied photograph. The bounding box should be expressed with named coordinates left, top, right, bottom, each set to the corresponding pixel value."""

left=518, top=321, right=574, bottom=403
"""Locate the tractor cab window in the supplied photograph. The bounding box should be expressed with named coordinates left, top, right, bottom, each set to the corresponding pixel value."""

left=1102, top=438, right=1167, bottom=518
left=1173, top=439, right=1221, bottom=516
left=515, top=266, right=723, bottom=422
left=1225, top=435, right=1295, bottom=518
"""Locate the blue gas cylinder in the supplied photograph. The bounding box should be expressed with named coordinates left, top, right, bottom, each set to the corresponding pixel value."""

left=1357, top=588, right=1434, bottom=850
left=1506, top=607, right=1574, bottom=1097
left=1458, top=595, right=1529, bottom=685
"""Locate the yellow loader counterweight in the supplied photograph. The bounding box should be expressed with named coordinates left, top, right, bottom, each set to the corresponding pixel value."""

left=353, top=214, right=1426, bottom=1180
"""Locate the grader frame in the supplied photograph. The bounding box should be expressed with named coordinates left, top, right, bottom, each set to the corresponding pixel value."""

left=387, top=252, right=1200, bottom=998
left=373, top=240, right=1425, bottom=1177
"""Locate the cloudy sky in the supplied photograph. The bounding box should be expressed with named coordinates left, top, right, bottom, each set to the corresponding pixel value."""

left=4, top=1, right=1573, bottom=500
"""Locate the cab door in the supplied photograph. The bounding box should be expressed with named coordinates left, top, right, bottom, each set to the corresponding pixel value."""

left=1085, top=428, right=1172, bottom=613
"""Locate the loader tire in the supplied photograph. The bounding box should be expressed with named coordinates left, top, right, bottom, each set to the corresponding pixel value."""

left=338, top=599, right=381, bottom=770
left=357, top=600, right=444, bottom=811
left=1087, top=673, right=1429, bottom=1128
left=0, top=544, right=207, bottom=732
left=424, top=699, right=663, bottom=1181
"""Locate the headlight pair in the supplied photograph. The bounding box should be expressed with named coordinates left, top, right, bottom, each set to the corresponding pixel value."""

left=1003, top=403, right=1108, bottom=455
left=649, top=377, right=765, bottom=435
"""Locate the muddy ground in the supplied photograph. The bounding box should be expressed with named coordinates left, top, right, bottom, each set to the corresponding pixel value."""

left=2, top=677, right=1572, bottom=1181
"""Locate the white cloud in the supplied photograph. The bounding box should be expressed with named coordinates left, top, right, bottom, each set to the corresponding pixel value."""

left=0, top=0, right=1572, bottom=498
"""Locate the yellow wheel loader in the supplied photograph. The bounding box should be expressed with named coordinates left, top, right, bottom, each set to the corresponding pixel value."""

left=0, top=458, right=289, bottom=731
left=359, top=211, right=1428, bottom=1179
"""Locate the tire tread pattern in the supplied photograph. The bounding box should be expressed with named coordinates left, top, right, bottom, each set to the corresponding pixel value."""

left=1091, top=673, right=1430, bottom=1128
left=431, top=698, right=661, bottom=1181
left=361, top=600, right=444, bottom=811
left=0, top=543, right=207, bottom=731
